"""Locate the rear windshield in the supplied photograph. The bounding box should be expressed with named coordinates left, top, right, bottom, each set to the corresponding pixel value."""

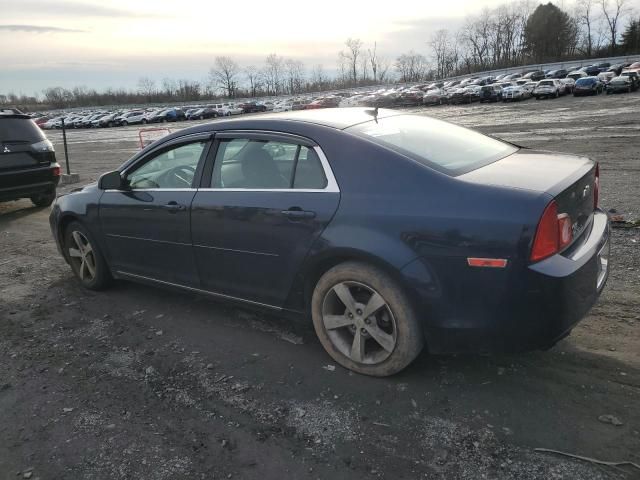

left=346, top=115, right=518, bottom=176
left=576, top=78, right=594, bottom=85
left=538, top=80, right=553, bottom=86
left=0, top=117, right=46, bottom=143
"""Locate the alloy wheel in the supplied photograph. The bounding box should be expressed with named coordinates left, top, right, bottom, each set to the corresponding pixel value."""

left=68, top=231, right=97, bottom=282
left=321, top=281, right=397, bottom=365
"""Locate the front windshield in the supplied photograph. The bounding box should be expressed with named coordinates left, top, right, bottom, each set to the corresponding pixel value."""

left=346, top=114, right=518, bottom=176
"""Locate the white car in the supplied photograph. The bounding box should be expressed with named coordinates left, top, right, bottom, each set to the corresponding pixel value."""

left=597, top=71, right=615, bottom=84
left=273, top=102, right=293, bottom=112
left=567, top=70, right=587, bottom=81
left=533, top=79, right=564, bottom=99
left=118, top=111, right=147, bottom=126
left=502, top=85, right=528, bottom=102
left=220, top=104, right=243, bottom=116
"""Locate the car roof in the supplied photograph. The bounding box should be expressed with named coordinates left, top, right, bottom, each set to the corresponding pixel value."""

left=172, top=107, right=397, bottom=136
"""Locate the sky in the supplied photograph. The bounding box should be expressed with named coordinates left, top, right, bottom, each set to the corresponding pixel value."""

left=1, top=0, right=638, bottom=95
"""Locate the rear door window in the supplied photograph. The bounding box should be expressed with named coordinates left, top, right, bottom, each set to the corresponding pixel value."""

left=212, top=138, right=327, bottom=190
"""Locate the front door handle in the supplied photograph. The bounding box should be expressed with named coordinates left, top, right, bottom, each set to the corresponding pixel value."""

left=281, top=207, right=316, bottom=220
left=161, top=201, right=186, bottom=213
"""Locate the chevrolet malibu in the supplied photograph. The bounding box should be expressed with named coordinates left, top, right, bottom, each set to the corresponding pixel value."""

left=50, top=108, right=610, bottom=376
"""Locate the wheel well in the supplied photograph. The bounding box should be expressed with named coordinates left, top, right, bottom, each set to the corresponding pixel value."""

left=57, top=215, right=79, bottom=248
left=302, top=252, right=409, bottom=315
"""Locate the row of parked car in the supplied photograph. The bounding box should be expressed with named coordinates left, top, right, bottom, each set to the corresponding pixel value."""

left=30, top=60, right=639, bottom=130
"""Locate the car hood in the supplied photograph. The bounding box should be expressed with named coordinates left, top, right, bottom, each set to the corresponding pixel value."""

left=458, top=149, right=593, bottom=196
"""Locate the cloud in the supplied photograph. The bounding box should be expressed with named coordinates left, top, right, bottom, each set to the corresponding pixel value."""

left=0, top=24, right=85, bottom=33
left=3, top=0, right=156, bottom=18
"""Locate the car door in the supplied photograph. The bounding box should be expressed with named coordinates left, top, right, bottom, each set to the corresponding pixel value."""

left=99, top=134, right=211, bottom=286
left=191, top=132, right=340, bottom=308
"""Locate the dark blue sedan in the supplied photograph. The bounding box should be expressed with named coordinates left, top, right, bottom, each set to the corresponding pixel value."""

left=49, top=108, right=610, bottom=376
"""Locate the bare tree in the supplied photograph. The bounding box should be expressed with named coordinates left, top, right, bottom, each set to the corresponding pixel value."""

left=137, top=77, right=156, bottom=99
left=368, top=42, right=379, bottom=83
left=339, top=38, right=363, bottom=85
left=310, top=64, right=326, bottom=88
left=601, top=0, right=628, bottom=53
left=430, top=30, right=452, bottom=79
left=209, top=56, right=240, bottom=98
left=263, top=54, right=284, bottom=95
left=284, top=59, right=305, bottom=94
left=244, top=66, right=262, bottom=97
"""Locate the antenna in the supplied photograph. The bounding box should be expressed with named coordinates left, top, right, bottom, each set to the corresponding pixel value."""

left=365, top=106, right=379, bottom=123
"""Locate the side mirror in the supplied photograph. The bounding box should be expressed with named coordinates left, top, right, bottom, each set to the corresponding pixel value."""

left=98, top=170, right=125, bottom=190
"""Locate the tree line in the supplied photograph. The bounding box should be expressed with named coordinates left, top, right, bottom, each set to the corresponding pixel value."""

left=1, top=0, right=638, bottom=111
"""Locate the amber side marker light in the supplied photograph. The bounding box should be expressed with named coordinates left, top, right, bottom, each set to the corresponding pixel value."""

left=467, top=258, right=508, bottom=268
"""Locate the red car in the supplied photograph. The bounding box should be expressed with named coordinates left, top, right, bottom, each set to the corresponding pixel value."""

left=305, top=97, right=341, bottom=109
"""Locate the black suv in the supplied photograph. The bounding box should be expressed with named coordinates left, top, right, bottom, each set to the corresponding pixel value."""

left=0, top=108, right=60, bottom=206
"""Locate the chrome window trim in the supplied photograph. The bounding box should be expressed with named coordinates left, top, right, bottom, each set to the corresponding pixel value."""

left=201, top=145, right=339, bottom=193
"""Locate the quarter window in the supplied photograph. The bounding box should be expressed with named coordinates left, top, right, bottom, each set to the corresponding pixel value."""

left=212, top=138, right=327, bottom=190
left=126, top=141, right=207, bottom=189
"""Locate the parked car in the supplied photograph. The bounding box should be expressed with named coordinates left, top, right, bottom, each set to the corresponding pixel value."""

left=522, top=70, right=546, bottom=81
left=239, top=102, right=267, bottom=113
left=116, top=111, right=146, bottom=126
left=147, top=108, right=186, bottom=123
left=620, top=71, right=640, bottom=91
left=580, top=65, right=601, bottom=76
left=607, top=64, right=625, bottom=76
left=49, top=108, right=609, bottom=377
left=533, top=79, right=563, bottom=99
left=220, top=104, right=243, bottom=116
left=423, top=88, right=445, bottom=106
left=188, top=107, right=218, bottom=120
left=606, top=76, right=634, bottom=94
left=95, top=112, right=121, bottom=128
left=573, top=77, right=604, bottom=96
left=559, top=78, right=576, bottom=94
left=1, top=108, right=61, bottom=206
left=449, top=87, right=476, bottom=104
left=597, top=71, right=615, bottom=84
left=567, top=70, right=588, bottom=81
left=479, top=85, right=502, bottom=103
left=502, top=85, right=529, bottom=102
left=546, top=69, right=568, bottom=79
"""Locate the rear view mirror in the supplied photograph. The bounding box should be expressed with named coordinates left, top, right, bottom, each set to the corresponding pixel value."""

left=98, top=170, right=125, bottom=190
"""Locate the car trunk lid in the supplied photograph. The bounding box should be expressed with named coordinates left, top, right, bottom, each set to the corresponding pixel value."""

left=460, top=149, right=597, bottom=242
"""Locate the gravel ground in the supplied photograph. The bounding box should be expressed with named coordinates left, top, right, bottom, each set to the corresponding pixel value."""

left=1, top=92, right=639, bottom=480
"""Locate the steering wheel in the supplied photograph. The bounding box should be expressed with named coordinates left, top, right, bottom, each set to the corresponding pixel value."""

left=162, top=165, right=196, bottom=188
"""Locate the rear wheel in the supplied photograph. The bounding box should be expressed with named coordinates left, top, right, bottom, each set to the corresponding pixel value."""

left=64, top=221, right=112, bottom=290
left=31, top=189, right=56, bottom=207
left=122, top=120, right=128, bottom=126
left=311, top=262, right=424, bottom=376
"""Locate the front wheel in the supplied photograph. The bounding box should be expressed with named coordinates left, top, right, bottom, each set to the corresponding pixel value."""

left=311, top=262, right=424, bottom=377
left=64, top=221, right=112, bottom=290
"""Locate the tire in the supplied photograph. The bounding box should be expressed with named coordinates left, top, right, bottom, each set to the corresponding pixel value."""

left=108, top=122, right=114, bottom=127
left=311, top=262, right=424, bottom=377
left=63, top=221, right=112, bottom=290
left=199, top=115, right=204, bottom=120
left=31, top=189, right=56, bottom=207
left=122, top=120, right=128, bottom=126
left=142, top=119, right=147, bottom=124
left=555, top=90, right=559, bottom=98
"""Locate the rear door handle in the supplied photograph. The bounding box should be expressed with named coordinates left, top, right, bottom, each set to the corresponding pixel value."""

left=281, top=207, right=316, bottom=220
left=161, top=201, right=186, bottom=213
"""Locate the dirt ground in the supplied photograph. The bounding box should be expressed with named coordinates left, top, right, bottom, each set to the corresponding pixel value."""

left=1, top=94, right=639, bottom=480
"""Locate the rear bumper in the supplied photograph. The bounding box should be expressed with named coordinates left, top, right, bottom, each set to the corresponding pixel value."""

left=0, top=165, right=60, bottom=202
left=405, top=210, right=611, bottom=354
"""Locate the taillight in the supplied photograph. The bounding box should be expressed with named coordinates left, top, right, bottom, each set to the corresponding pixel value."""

left=52, top=165, right=61, bottom=177
left=530, top=200, right=574, bottom=262
left=593, top=163, right=599, bottom=209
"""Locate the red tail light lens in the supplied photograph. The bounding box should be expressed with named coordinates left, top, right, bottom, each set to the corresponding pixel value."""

left=530, top=201, right=575, bottom=262
left=52, top=165, right=61, bottom=177
left=531, top=201, right=559, bottom=262
left=593, top=163, right=599, bottom=209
